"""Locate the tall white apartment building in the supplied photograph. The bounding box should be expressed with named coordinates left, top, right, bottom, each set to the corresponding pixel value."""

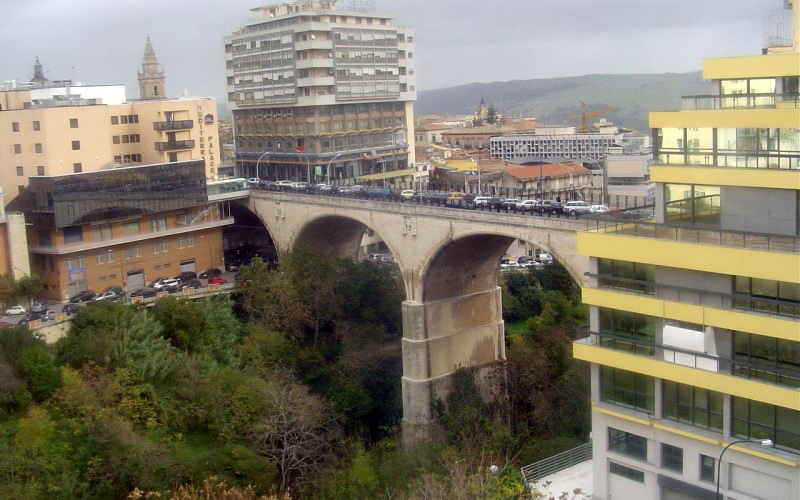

left=225, top=1, right=416, bottom=183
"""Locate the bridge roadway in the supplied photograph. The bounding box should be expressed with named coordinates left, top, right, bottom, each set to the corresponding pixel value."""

left=246, top=190, right=593, bottom=443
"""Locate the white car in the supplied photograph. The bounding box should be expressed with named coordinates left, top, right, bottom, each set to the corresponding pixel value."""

left=536, top=253, right=554, bottom=264
left=292, top=181, right=309, bottom=190
left=276, top=180, right=294, bottom=188
left=152, top=278, right=180, bottom=291
left=400, top=190, right=416, bottom=200
left=590, top=204, right=611, bottom=214
left=500, top=261, right=520, bottom=270
left=4, top=305, right=25, bottom=316
left=474, top=196, right=491, bottom=207
left=247, top=178, right=259, bottom=185
left=516, top=200, right=538, bottom=212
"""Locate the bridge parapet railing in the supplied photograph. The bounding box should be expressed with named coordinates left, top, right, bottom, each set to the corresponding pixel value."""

left=250, top=190, right=620, bottom=232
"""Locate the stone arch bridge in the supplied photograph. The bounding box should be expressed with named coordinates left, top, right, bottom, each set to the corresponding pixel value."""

left=246, top=191, right=590, bottom=440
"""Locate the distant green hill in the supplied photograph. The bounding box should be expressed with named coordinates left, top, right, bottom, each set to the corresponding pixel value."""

left=415, top=72, right=710, bottom=132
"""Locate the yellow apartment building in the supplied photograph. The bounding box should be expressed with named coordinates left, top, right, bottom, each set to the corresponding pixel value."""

left=573, top=5, right=800, bottom=499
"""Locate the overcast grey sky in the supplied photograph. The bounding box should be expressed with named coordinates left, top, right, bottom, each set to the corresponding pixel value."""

left=0, top=0, right=779, bottom=103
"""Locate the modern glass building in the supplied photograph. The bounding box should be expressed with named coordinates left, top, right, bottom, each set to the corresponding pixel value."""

left=573, top=6, right=800, bottom=500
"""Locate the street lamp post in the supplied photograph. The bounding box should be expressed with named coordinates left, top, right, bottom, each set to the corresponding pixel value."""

left=255, top=151, right=271, bottom=181
left=467, top=155, right=479, bottom=194
left=296, top=150, right=310, bottom=183
left=716, top=439, right=773, bottom=499
left=326, top=152, right=344, bottom=185
left=376, top=157, right=386, bottom=188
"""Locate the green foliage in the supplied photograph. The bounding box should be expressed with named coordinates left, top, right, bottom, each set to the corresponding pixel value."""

left=532, top=262, right=580, bottom=303
left=198, top=367, right=271, bottom=441
left=16, top=275, right=45, bottom=307
left=486, top=104, right=498, bottom=124
left=151, top=295, right=210, bottom=352
left=56, top=301, right=133, bottom=368
left=0, top=360, right=31, bottom=415
left=0, top=274, right=18, bottom=307
left=202, top=294, right=243, bottom=366
left=20, top=347, right=60, bottom=401
left=108, top=311, right=182, bottom=384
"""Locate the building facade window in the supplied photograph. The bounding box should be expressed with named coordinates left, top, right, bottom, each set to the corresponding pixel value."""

left=599, top=308, right=656, bottom=355
left=67, top=255, right=85, bottom=270
left=14, top=144, right=21, bottom=154
left=93, top=224, right=112, bottom=242
left=111, top=116, right=119, bottom=125
left=733, top=332, right=800, bottom=388
left=608, top=428, right=647, bottom=461
left=732, top=397, right=800, bottom=452
left=11, top=122, right=19, bottom=132
left=663, top=381, right=723, bottom=432
left=36, top=166, right=44, bottom=176
left=71, top=140, right=81, bottom=150
left=150, top=215, right=168, bottom=232
left=699, top=455, right=715, bottom=482
left=73, top=162, right=82, bottom=173
left=609, top=462, right=645, bottom=483
left=32, top=121, right=40, bottom=131
left=16, top=166, right=23, bottom=176
left=734, top=276, right=800, bottom=318
left=601, top=366, right=655, bottom=413
left=63, top=226, right=83, bottom=243
left=34, top=143, right=43, bottom=153
left=70, top=118, right=79, bottom=128
left=660, top=443, right=683, bottom=473
left=665, top=184, right=721, bottom=226
left=122, top=220, right=140, bottom=234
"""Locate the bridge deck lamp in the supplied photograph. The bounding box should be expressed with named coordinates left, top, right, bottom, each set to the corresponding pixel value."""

left=255, top=151, right=271, bottom=180
left=716, top=438, right=773, bottom=498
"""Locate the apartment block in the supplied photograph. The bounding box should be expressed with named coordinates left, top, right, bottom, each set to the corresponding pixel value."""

left=226, top=0, right=416, bottom=183
left=573, top=6, right=800, bottom=499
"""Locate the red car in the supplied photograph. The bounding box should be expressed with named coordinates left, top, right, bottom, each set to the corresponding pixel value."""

left=207, top=276, right=228, bottom=285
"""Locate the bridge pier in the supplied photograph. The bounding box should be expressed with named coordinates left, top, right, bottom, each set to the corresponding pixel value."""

left=400, top=287, right=506, bottom=445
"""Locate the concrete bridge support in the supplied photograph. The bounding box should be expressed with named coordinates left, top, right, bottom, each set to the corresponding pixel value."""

left=401, top=286, right=506, bottom=442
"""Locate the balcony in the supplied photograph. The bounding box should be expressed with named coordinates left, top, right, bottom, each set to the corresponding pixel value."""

left=681, top=93, right=800, bottom=110
left=582, top=219, right=800, bottom=254
left=155, top=140, right=196, bottom=152
left=154, top=120, right=194, bottom=132
left=576, top=331, right=800, bottom=389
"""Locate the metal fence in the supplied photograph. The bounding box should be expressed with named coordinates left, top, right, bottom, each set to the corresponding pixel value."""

left=520, top=442, right=593, bottom=486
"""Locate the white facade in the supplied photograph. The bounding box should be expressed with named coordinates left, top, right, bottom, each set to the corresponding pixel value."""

left=490, top=131, right=623, bottom=163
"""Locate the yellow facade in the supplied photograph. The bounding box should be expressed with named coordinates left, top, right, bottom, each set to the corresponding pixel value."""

left=0, top=90, right=221, bottom=203
left=577, top=11, right=799, bottom=498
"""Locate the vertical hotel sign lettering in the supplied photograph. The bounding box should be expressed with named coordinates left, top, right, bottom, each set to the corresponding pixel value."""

left=197, top=105, right=217, bottom=176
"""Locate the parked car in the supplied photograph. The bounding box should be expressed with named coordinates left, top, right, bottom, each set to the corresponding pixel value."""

left=539, top=199, right=557, bottom=212
left=590, top=204, right=611, bottom=214
left=247, top=178, right=260, bottom=186
left=516, top=199, right=539, bottom=212
left=69, top=290, right=96, bottom=303
left=20, top=310, right=55, bottom=324
left=292, top=181, right=309, bottom=191
left=207, top=276, right=228, bottom=285
left=503, top=198, right=521, bottom=210
left=199, top=268, right=222, bottom=279
left=500, top=261, right=520, bottom=270
left=518, top=256, right=533, bottom=264
left=130, top=287, right=158, bottom=299
left=487, top=197, right=506, bottom=210
left=564, top=200, right=591, bottom=215
left=180, top=279, right=203, bottom=290
left=537, top=253, right=554, bottom=264
left=148, top=277, right=167, bottom=288
left=174, top=271, right=198, bottom=283
left=400, top=189, right=416, bottom=200
left=473, top=196, right=491, bottom=207
left=30, top=300, right=45, bottom=313
left=275, top=180, right=294, bottom=189
left=4, top=305, right=26, bottom=316
left=153, top=278, right=180, bottom=291
left=446, top=192, right=466, bottom=207
left=94, top=286, right=124, bottom=302
left=61, top=303, right=81, bottom=315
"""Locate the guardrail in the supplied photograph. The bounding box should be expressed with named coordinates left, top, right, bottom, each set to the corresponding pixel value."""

left=520, top=442, right=592, bottom=485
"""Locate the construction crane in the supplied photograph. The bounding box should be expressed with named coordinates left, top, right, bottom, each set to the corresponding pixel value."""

left=563, top=102, right=617, bottom=133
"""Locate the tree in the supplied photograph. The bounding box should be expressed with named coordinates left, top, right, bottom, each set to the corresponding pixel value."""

left=248, top=381, right=339, bottom=492
left=108, top=311, right=182, bottom=385
left=0, top=274, right=18, bottom=307
left=16, top=275, right=44, bottom=308
left=20, top=347, right=61, bottom=400
left=56, top=301, right=134, bottom=368
left=236, top=257, right=309, bottom=340
left=486, top=105, right=498, bottom=124
left=151, top=295, right=210, bottom=352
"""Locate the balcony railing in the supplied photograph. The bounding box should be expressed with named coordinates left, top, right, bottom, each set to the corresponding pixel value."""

left=586, top=273, right=800, bottom=320
left=154, top=120, right=194, bottom=131
left=155, top=140, right=196, bottom=151
left=583, top=219, right=800, bottom=254
left=681, top=93, right=800, bottom=110
left=576, top=331, right=800, bottom=388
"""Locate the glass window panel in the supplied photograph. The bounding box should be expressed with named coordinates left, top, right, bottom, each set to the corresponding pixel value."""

left=721, top=79, right=748, bottom=95
left=750, top=78, right=776, bottom=94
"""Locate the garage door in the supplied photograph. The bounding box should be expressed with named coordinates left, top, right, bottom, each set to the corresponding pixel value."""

left=127, top=270, right=145, bottom=290
left=180, top=259, right=196, bottom=273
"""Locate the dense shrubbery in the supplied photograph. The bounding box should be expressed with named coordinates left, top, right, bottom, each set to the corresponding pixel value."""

left=0, top=252, right=589, bottom=498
